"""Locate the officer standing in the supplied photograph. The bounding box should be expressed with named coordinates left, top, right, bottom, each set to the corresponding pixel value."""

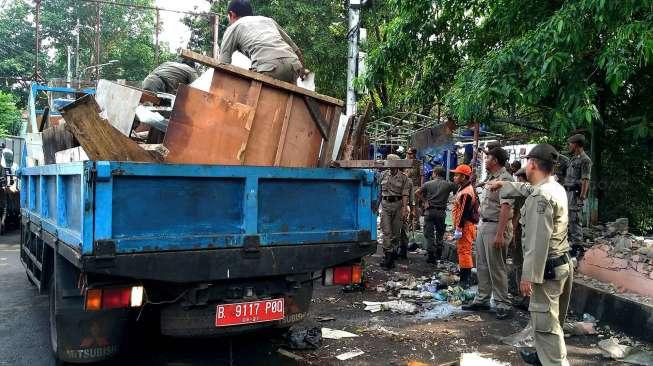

left=565, top=134, right=591, bottom=248
left=462, top=147, right=515, bottom=320
left=509, top=168, right=529, bottom=310
left=405, top=147, right=424, bottom=230
left=488, top=144, right=572, bottom=366
left=379, top=154, right=411, bottom=269
left=415, top=166, right=457, bottom=263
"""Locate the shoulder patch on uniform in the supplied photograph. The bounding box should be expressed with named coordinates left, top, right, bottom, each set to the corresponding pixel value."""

left=537, top=200, right=547, bottom=214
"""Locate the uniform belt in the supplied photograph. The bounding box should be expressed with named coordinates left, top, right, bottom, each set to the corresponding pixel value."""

left=382, top=196, right=402, bottom=202
left=543, top=253, right=570, bottom=280
left=481, top=218, right=498, bottom=223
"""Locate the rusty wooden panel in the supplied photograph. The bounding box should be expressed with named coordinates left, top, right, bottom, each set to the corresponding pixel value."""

left=60, top=95, right=156, bottom=162
left=163, top=84, right=254, bottom=165
left=42, top=123, right=77, bottom=164
left=277, top=95, right=323, bottom=167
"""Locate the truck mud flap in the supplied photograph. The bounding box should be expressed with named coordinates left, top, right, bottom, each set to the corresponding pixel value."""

left=50, top=255, right=131, bottom=363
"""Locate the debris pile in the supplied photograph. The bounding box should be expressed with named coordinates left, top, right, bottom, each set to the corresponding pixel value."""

left=578, top=218, right=653, bottom=297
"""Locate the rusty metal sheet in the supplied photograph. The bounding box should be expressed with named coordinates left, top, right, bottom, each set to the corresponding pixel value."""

left=163, top=85, right=254, bottom=165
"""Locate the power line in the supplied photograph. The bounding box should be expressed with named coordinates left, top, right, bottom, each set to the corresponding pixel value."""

left=77, top=0, right=218, bottom=17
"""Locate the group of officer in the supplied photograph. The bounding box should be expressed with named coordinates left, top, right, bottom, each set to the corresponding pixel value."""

left=378, top=133, right=591, bottom=366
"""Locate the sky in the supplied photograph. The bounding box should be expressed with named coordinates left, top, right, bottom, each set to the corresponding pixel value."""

left=155, top=0, right=212, bottom=51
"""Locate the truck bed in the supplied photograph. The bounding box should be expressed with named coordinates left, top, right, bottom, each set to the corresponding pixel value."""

left=20, top=161, right=378, bottom=282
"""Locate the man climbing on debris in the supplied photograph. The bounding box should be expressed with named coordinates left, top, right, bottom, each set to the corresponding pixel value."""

left=564, top=134, right=592, bottom=251
left=450, top=164, right=478, bottom=288
left=415, top=166, right=457, bottom=264
left=379, top=154, right=411, bottom=269
left=219, top=0, right=308, bottom=83
left=462, top=147, right=515, bottom=320
left=488, top=144, right=572, bottom=366
left=142, top=60, right=199, bottom=94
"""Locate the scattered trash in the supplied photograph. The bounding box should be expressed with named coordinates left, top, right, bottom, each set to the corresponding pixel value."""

left=623, top=350, right=653, bottom=366
left=460, top=352, right=510, bottom=366
left=416, top=302, right=461, bottom=320
left=460, top=314, right=483, bottom=322
left=399, top=289, right=434, bottom=299
left=321, top=328, right=359, bottom=339
left=583, top=313, right=597, bottom=323
left=315, top=316, right=336, bottom=322
left=563, top=321, right=597, bottom=336
left=336, top=349, right=365, bottom=361
left=406, top=361, right=430, bottom=366
left=499, top=324, right=534, bottom=348
left=363, top=300, right=418, bottom=314
left=598, top=337, right=632, bottom=359
left=285, top=326, right=322, bottom=350
left=277, top=348, right=305, bottom=362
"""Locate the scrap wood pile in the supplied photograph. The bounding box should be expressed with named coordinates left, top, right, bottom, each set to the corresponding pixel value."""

left=40, top=49, right=353, bottom=168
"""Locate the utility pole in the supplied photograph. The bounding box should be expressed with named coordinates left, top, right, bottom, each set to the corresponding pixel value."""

left=75, top=18, right=80, bottom=82
left=33, top=0, right=42, bottom=81
left=346, top=0, right=362, bottom=117
left=155, top=9, right=160, bottom=64
left=212, top=1, right=220, bottom=59
left=95, top=2, right=101, bottom=80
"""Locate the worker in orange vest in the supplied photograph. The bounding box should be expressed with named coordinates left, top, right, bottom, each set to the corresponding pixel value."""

left=450, top=164, right=479, bottom=288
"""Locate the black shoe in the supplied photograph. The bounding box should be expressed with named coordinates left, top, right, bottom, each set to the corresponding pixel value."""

left=397, top=244, right=408, bottom=259
left=496, top=307, right=514, bottom=320
left=520, top=348, right=542, bottom=365
left=461, top=303, right=491, bottom=311
left=426, top=255, right=437, bottom=264
left=381, top=252, right=395, bottom=270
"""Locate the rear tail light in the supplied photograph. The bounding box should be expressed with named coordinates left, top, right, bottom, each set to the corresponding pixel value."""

left=323, top=264, right=363, bottom=286
left=84, top=286, right=145, bottom=311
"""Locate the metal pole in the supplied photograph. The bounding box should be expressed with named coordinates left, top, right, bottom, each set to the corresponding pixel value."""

left=34, top=0, right=41, bottom=80
left=75, top=18, right=80, bottom=83
left=346, top=1, right=360, bottom=117
left=472, top=122, right=480, bottom=177
left=212, top=3, right=219, bottom=59
left=155, top=8, right=160, bottom=64
left=95, top=2, right=101, bottom=80
left=66, top=46, right=72, bottom=89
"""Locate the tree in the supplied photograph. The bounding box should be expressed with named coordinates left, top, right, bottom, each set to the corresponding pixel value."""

left=0, top=92, right=23, bottom=137
left=184, top=0, right=348, bottom=99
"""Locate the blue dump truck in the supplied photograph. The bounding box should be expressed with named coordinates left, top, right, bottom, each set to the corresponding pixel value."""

left=20, top=161, right=377, bottom=363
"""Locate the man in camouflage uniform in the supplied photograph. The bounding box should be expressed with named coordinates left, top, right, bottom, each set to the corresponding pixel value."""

left=379, top=154, right=411, bottom=269
left=564, top=134, right=592, bottom=247
left=490, top=144, right=572, bottom=366
left=142, top=61, right=198, bottom=94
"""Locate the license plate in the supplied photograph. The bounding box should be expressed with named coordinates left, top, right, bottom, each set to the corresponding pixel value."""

left=215, top=298, right=285, bottom=327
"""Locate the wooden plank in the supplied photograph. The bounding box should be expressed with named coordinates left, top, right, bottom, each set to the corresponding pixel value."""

left=38, top=107, right=49, bottom=132
left=60, top=95, right=156, bottom=162
left=180, top=49, right=344, bottom=107
left=318, top=106, right=342, bottom=167
left=303, top=96, right=329, bottom=139
left=335, top=114, right=355, bottom=160
left=274, top=95, right=294, bottom=166
left=42, top=124, right=77, bottom=165
left=341, top=101, right=372, bottom=160
left=163, top=84, right=254, bottom=165
left=331, top=159, right=416, bottom=169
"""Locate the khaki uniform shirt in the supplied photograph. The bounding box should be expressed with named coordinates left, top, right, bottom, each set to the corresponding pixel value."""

left=564, top=151, right=591, bottom=188
left=405, top=164, right=423, bottom=188
left=219, top=16, right=300, bottom=72
left=380, top=170, right=411, bottom=197
left=480, top=167, right=514, bottom=236
left=500, top=176, right=569, bottom=283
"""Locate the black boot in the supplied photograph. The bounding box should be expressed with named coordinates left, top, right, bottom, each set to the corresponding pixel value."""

left=520, top=348, right=542, bottom=365
left=459, top=268, right=471, bottom=289
left=426, top=254, right=437, bottom=264
left=397, top=244, right=408, bottom=259
left=381, top=252, right=395, bottom=270
left=434, top=241, right=444, bottom=262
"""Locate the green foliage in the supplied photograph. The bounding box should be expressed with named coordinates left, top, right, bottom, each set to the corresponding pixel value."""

left=0, top=92, right=23, bottom=137
left=184, top=0, right=348, bottom=99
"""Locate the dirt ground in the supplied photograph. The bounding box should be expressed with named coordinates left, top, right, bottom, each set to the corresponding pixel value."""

left=285, top=245, right=644, bottom=365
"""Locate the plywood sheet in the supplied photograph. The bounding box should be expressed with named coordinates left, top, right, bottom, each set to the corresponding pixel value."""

left=163, top=85, right=254, bottom=165
left=60, top=95, right=156, bottom=162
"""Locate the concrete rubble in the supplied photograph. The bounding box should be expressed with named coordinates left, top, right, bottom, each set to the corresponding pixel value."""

left=578, top=218, right=653, bottom=297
